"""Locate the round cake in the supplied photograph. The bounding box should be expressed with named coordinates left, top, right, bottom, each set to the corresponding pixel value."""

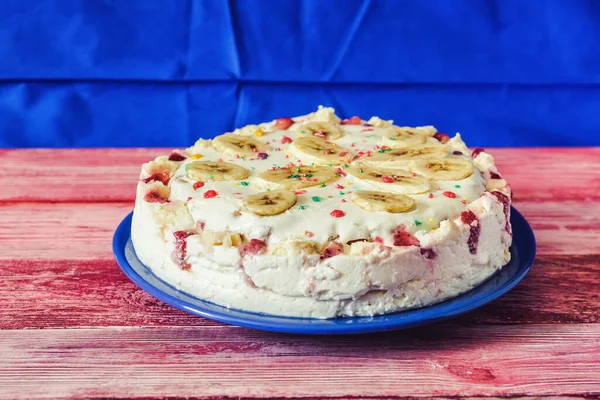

left=132, top=106, right=512, bottom=318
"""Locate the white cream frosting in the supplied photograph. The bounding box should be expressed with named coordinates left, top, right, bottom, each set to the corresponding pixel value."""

left=131, top=106, right=512, bottom=318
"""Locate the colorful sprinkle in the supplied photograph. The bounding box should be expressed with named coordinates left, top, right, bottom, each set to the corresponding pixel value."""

left=454, top=184, right=461, bottom=189
left=204, top=190, right=218, bottom=199
left=339, top=152, right=348, bottom=157
left=294, top=190, right=307, bottom=195
left=375, top=236, right=384, bottom=244
left=186, top=197, right=192, bottom=202
left=320, top=182, right=326, bottom=187
left=189, top=154, right=203, bottom=160
left=339, top=191, right=345, bottom=195
left=298, top=205, right=307, bottom=210
left=257, top=152, right=268, bottom=160
left=428, top=217, right=435, bottom=223
left=461, top=198, right=468, bottom=204
left=341, top=199, right=347, bottom=203
left=330, top=209, right=345, bottom=218
left=254, top=129, right=265, bottom=137
left=428, top=193, right=434, bottom=199
left=305, top=230, right=314, bottom=237
left=336, top=184, right=345, bottom=189
left=311, top=196, right=321, bottom=202
left=193, top=181, right=205, bottom=190
left=443, top=191, right=457, bottom=198
left=240, top=181, right=249, bottom=186
left=381, top=176, right=394, bottom=183
left=281, top=136, right=293, bottom=144
left=359, top=168, right=364, bottom=173
left=415, top=220, right=423, bottom=226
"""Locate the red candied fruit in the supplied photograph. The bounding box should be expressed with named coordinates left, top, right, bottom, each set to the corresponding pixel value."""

left=204, top=190, right=218, bottom=199
left=144, top=191, right=169, bottom=204
left=193, top=181, right=205, bottom=190
left=275, top=117, right=294, bottom=130
left=281, top=136, right=293, bottom=144
left=392, top=226, right=420, bottom=247
left=461, top=210, right=480, bottom=255
left=168, top=153, right=187, bottom=162
left=374, top=236, right=384, bottom=244
left=342, top=116, right=362, bottom=125
left=453, top=151, right=464, bottom=156
left=433, top=132, right=450, bottom=144
left=142, top=171, right=171, bottom=185
left=173, top=231, right=194, bottom=269
left=490, top=172, right=502, bottom=179
left=239, top=238, right=267, bottom=257
left=471, top=148, right=485, bottom=158
left=491, top=191, right=511, bottom=232
left=443, top=191, right=457, bottom=198
left=381, top=176, right=394, bottom=183
left=330, top=209, right=345, bottom=218
left=321, top=241, right=344, bottom=260
left=420, top=248, right=437, bottom=260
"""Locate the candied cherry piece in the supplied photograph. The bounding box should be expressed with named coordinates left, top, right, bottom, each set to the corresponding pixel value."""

left=168, top=153, right=187, bottom=162
left=275, top=117, right=294, bottom=130
left=433, top=132, right=450, bottom=143
left=342, top=116, right=362, bottom=125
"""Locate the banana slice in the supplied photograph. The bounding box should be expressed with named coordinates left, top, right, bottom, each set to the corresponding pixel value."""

left=186, top=161, right=249, bottom=182
left=411, top=158, right=474, bottom=181
left=256, top=165, right=338, bottom=190
left=358, top=145, right=447, bottom=167
left=351, top=191, right=416, bottom=213
left=346, top=165, right=430, bottom=194
left=244, top=190, right=297, bottom=216
left=212, top=133, right=270, bottom=157
left=380, top=126, right=431, bottom=148
left=295, top=121, right=343, bottom=140
left=288, top=137, right=353, bottom=165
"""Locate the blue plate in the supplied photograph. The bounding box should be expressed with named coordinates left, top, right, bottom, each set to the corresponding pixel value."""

left=113, top=207, right=535, bottom=335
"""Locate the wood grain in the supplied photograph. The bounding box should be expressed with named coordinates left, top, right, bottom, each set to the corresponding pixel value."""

left=1, top=147, right=599, bottom=202
left=1, top=325, right=599, bottom=399
left=0, top=255, right=598, bottom=330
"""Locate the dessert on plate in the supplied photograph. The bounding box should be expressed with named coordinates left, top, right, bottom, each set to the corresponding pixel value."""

left=132, top=106, right=512, bottom=318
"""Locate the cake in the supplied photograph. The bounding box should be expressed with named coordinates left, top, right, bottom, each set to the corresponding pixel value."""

left=131, top=106, right=512, bottom=318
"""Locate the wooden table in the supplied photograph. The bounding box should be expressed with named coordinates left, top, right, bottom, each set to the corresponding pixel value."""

left=1, top=148, right=599, bottom=399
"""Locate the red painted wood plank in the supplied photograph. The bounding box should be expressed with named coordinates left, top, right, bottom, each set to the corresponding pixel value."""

left=1, top=148, right=599, bottom=202
left=1, top=324, right=599, bottom=398
left=0, top=255, right=597, bottom=330
left=1, top=199, right=598, bottom=261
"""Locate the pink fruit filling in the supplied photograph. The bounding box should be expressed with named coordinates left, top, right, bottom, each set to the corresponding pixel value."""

left=168, top=153, right=187, bottom=162
left=142, top=171, right=170, bottom=185
left=471, top=148, right=485, bottom=158
left=420, top=248, right=437, bottom=259
left=461, top=210, right=480, bottom=255
left=239, top=239, right=267, bottom=257
left=172, top=231, right=194, bottom=270
left=392, top=226, right=420, bottom=247
left=320, top=242, right=344, bottom=260
left=491, top=191, right=511, bottom=232
left=144, top=191, right=169, bottom=204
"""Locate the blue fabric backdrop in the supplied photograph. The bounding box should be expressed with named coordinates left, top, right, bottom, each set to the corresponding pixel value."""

left=1, top=0, right=599, bottom=148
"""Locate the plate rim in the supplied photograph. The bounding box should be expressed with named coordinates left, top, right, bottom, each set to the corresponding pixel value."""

left=113, top=207, right=536, bottom=335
